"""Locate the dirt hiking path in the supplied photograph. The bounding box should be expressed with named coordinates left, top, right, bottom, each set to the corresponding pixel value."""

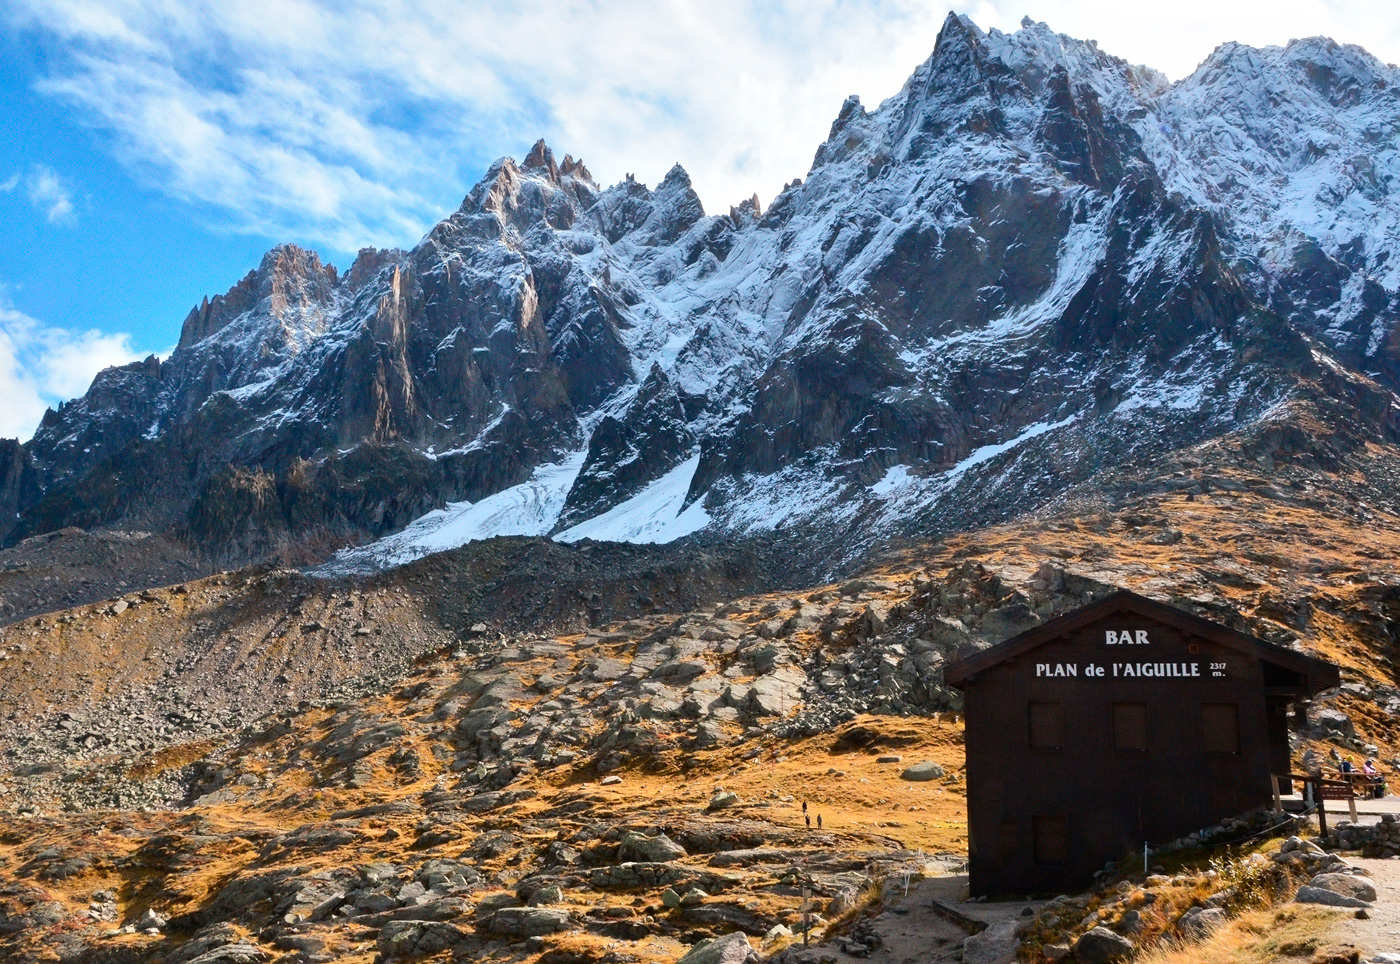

left=1333, top=857, right=1400, bottom=959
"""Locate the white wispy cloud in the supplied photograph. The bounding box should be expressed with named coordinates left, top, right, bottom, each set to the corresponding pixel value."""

left=1, top=164, right=77, bottom=224
left=6, top=1, right=1399, bottom=255
left=0, top=294, right=143, bottom=441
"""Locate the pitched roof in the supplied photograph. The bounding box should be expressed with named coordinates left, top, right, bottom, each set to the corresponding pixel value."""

left=943, top=589, right=1339, bottom=694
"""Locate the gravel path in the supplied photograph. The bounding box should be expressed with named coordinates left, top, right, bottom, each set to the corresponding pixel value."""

left=787, top=872, right=1046, bottom=964
left=1340, top=857, right=1400, bottom=959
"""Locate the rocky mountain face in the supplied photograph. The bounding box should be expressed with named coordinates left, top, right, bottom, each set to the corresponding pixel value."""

left=4, top=15, right=1400, bottom=579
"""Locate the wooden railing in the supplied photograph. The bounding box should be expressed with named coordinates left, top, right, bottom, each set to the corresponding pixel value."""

left=1273, top=772, right=1360, bottom=833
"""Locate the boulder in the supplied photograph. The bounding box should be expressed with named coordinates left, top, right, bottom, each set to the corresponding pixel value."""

left=183, top=946, right=267, bottom=964
left=619, top=830, right=687, bottom=863
left=1177, top=907, right=1227, bottom=940
left=528, top=885, right=563, bottom=906
left=748, top=643, right=786, bottom=674
left=360, top=897, right=471, bottom=927
left=963, top=919, right=1019, bottom=964
left=690, top=720, right=726, bottom=748
left=165, top=924, right=244, bottom=964
left=682, top=902, right=775, bottom=936
left=900, top=761, right=945, bottom=782
left=1310, top=708, right=1355, bottom=742
left=675, top=932, right=755, bottom=964
left=378, top=920, right=471, bottom=957
left=707, top=848, right=797, bottom=868
left=1307, top=872, right=1377, bottom=903
left=136, top=908, right=169, bottom=931
left=1113, top=909, right=1143, bottom=935
left=980, top=602, right=1040, bottom=640
left=1295, top=882, right=1373, bottom=908
left=473, top=893, right=519, bottom=919
left=1072, top=926, right=1133, bottom=963
left=484, top=907, right=572, bottom=936
left=708, top=791, right=741, bottom=810
left=654, top=660, right=710, bottom=683
left=748, top=667, right=805, bottom=716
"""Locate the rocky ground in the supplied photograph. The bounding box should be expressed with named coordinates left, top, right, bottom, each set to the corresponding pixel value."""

left=5, top=409, right=1400, bottom=961
left=0, top=535, right=815, bottom=790
left=0, top=526, right=206, bottom=626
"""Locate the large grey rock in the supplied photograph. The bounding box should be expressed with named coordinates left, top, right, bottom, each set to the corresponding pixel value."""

left=136, top=908, right=168, bottom=931
left=653, top=660, right=710, bottom=684
left=1295, top=884, right=1372, bottom=908
left=1072, top=926, right=1133, bottom=963
left=708, top=790, right=741, bottom=810
left=900, top=761, right=945, bottom=782
left=707, top=848, right=798, bottom=867
left=1177, top=907, right=1227, bottom=940
left=360, top=897, right=471, bottom=927
left=748, top=643, right=787, bottom=674
left=587, top=659, right=629, bottom=682
left=748, top=667, right=806, bottom=716
left=165, top=924, right=245, bottom=964
left=183, top=946, right=267, bottom=964
left=979, top=603, right=1040, bottom=640
left=1307, top=872, right=1377, bottom=903
left=695, top=713, right=728, bottom=737
left=484, top=906, right=572, bottom=936
left=473, top=893, right=519, bottom=919
left=1309, top=708, right=1356, bottom=742
left=457, top=707, right=511, bottom=742
left=378, top=920, right=471, bottom=957
left=528, top=885, right=563, bottom=906
left=619, top=830, right=688, bottom=862
left=675, top=931, right=755, bottom=964
left=963, top=919, right=1019, bottom=964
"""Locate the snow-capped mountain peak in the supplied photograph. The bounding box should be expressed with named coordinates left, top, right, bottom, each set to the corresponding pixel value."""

left=5, top=14, right=1400, bottom=574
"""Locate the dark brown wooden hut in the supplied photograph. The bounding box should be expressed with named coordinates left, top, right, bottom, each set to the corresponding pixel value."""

left=944, top=590, right=1339, bottom=896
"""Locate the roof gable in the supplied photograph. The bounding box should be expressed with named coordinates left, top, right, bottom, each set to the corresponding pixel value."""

left=943, top=589, right=1339, bottom=694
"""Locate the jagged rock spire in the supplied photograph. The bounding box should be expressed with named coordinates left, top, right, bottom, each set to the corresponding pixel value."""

left=523, top=138, right=559, bottom=180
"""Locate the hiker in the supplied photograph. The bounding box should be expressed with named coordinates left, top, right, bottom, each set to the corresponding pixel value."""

left=1364, top=759, right=1385, bottom=799
left=802, top=801, right=808, bottom=815
left=804, top=813, right=811, bottom=829
left=817, top=814, right=823, bottom=830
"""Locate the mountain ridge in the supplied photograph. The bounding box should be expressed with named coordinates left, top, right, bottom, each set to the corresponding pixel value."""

left=3, top=12, right=1400, bottom=579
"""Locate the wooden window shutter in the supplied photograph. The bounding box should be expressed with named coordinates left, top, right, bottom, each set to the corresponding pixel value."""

left=1202, top=703, right=1240, bottom=754
left=1028, top=702, right=1065, bottom=750
left=1112, top=702, right=1149, bottom=752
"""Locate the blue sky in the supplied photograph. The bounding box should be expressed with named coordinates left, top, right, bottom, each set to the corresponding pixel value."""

left=1, top=0, right=1396, bottom=440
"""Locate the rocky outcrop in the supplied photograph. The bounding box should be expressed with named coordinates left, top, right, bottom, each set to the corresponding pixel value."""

left=557, top=364, right=695, bottom=528
left=0, top=439, right=38, bottom=545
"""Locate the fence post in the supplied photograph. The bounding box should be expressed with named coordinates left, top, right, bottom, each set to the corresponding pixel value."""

left=1349, top=780, right=1359, bottom=823
left=1314, top=776, right=1328, bottom=837
left=1271, top=774, right=1282, bottom=813
left=802, top=881, right=810, bottom=947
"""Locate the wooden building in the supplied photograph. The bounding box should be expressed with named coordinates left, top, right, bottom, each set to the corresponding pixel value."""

left=944, top=590, right=1339, bottom=896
